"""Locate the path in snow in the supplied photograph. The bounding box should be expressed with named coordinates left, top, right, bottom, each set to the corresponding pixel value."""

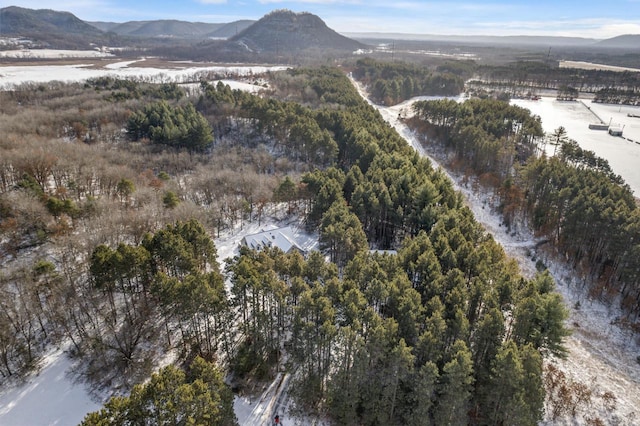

left=351, top=77, right=640, bottom=424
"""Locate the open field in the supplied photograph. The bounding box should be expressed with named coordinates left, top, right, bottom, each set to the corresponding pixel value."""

left=559, top=60, right=640, bottom=72
left=511, top=97, right=640, bottom=195
left=0, top=58, right=288, bottom=88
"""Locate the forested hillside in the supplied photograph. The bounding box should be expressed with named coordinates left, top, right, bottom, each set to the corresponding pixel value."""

left=0, top=68, right=568, bottom=425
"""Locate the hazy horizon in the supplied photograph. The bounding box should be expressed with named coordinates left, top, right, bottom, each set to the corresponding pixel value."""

left=4, top=0, right=640, bottom=39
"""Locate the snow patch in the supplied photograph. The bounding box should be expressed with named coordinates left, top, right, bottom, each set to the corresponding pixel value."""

left=0, top=346, right=101, bottom=426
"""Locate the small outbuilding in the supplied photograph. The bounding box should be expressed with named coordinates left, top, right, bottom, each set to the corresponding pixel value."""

left=608, top=126, right=624, bottom=136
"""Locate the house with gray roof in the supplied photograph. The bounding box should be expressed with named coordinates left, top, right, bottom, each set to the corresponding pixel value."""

left=240, top=226, right=305, bottom=255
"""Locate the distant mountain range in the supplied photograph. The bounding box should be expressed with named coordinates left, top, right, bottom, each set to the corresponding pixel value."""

left=346, top=33, right=600, bottom=48
left=346, top=32, right=640, bottom=49
left=88, top=19, right=255, bottom=39
left=0, top=6, right=363, bottom=52
left=595, top=34, right=640, bottom=49
left=1, top=6, right=639, bottom=52
left=0, top=6, right=114, bottom=48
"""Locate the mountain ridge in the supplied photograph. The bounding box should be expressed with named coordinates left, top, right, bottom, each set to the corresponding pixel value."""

left=229, top=9, right=365, bottom=52
left=0, top=6, right=102, bottom=37
left=87, top=19, right=255, bottom=39
left=346, top=32, right=600, bottom=47
left=1, top=6, right=638, bottom=52
left=595, top=34, right=640, bottom=49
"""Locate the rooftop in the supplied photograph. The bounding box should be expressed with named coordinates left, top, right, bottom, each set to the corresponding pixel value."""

left=241, top=226, right=304, bottom=254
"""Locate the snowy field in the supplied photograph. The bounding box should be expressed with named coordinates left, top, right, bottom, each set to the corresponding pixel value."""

left=0, top=49, right=113, bottom=59
left=559, top=60, right=640, bottom=73
left=512, top=97, right=640, bottom=195
left=0, top=59, right=289, bottom=89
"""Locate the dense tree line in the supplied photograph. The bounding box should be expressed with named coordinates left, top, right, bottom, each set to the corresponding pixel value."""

left=81, top=357, right=237, bottom=425
left=225, top=230, right=564, bottom=424
left=412, top=98, right=544, bottom=179
left=197, top=69, right=363, bottom=166
left=409, top=97, right=640, bottom=320
left=473, top=61, right=640, bottom=94
left=352, top=58, right=465, bottom=105
left=86, top=76, right=186, bottom=102
left=556, top=85, right=579, bottom=101
left=593, top=87, right=640, bottom=105
left=126, top=100, right=213, bottom=152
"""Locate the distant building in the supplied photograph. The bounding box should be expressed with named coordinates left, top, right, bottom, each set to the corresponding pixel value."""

left=609, top=126, right=624, bottom=136
left=369, top=249, right=398, bottom=256
left=241, top=226, right=305, bottom=255
left=588, top=123, right=608, bottom=130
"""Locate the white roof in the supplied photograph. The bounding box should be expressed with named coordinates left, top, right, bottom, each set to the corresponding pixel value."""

left=369, top=249, right=398, bottom=256
left=242, top=226, right=303, bottom=253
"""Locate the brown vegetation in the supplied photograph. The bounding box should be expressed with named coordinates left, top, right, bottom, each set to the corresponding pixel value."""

left=0, top=75, right=301, bottom=384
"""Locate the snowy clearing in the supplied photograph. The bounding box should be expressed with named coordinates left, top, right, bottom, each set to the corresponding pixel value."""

left=0, top=346, right=101, bottom=426
left=0, top=49, right=113, bottom=59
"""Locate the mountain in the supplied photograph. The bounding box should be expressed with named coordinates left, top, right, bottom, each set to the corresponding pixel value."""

left=88, top=20, right=223, bottom=38
left=87, top=19, right=255, bottom=39
left=230, top=10, right=365, bottom=52
left=596, top=34, right=640, bottom=49
left=207, top=20, right=255, bottom=39
left=0, top=6, right=113, bottom=48
left=0, top=6, right=103, bottom=37
left=88, top=21, right=120, bottom=32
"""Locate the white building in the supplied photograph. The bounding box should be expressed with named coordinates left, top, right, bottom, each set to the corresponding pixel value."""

left=608, top=126, right=624, bottom=136
left=241, top=226, right=305, bottom=255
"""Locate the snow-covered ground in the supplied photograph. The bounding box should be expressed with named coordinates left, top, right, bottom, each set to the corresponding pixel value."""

left=0, top=347, right=101, bottom=426
left=512, top=97, right=640, bottom=195
left=0, top=49, right=113, bottom=59
left=360, top=80, right=640, bottom=424
left=0, top=59, right=289, bottom=89
left=559, top=61, right=640, bottom=73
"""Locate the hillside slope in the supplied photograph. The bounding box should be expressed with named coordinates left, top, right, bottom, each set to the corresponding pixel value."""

left=0, top=6, right=115, bottom=48
left=596, top=34, right=640, bottom=49
left=0, top=6, right=101, bottom=36
left=230, top=10, right=365, bottom=52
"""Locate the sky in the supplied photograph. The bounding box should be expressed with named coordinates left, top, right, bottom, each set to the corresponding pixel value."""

left=6, top=0, right=640, bottom=38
